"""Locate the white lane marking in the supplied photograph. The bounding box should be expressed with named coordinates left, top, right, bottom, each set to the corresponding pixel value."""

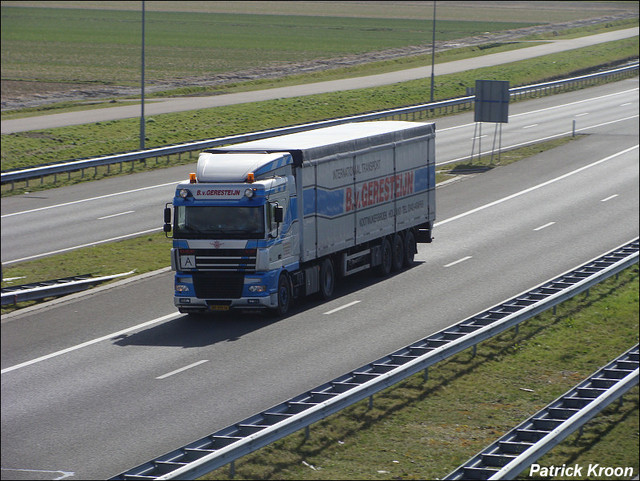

left=324, top=300, right=361, bottom=315
left=620, top=102, right=633, bottom=107
left=575, top=112, right=590, bottom=117
left=471, top=135, right=488, bottom=140
left=522, top=124, right=538, bottom=129
left=508, top=89, right=639, bottom=119
left=4, top=227, right=161, bottom=265
left=437, top=114, right=638, bottom=167
left=601, top=194, right=619, bottom=202
left=1, top=181, right=178, bottom=218
left=436, top=144, right=638, bottom=227
left=4, top=144, right=638, bottom=374
left=0, top=468, right=74, bottom=480
left=98, top=210, right=134, bottom=220
left=1, top=312, right=181, bottom=374
left=444, top=256, right=472, bottom=268
left=156, top=360, right=209, bottom=380
left=438, top=88, right=638, bottom=133
left=534, top=222, right=556, bottom=231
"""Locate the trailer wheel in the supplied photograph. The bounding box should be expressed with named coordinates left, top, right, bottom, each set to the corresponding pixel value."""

left=319, top=258, right=335, bottom=299
left=404, top=230, right=416, bottom=267
left=391, top=234, right=404, bottom=272
left=376, top=237, right=393, bottom=276
left=270, top=273, right=291, bottom=317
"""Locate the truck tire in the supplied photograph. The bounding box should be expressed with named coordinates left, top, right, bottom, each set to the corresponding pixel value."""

left=376, top=237, right=392, bottom=277
left=319, top=257, right=335, bottom=299
left=391, top=234, right=404, bottom=272
left=270, top=273, right=291, bottom=317
left=404, top=229, right=416, bottom=267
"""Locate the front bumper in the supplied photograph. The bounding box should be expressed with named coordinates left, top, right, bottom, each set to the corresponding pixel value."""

left=174, top=293, right=278, bottom=313
left=174, top=269, right=282, bottom=313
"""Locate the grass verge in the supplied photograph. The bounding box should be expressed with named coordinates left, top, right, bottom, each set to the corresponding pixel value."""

left=199, top=266, right=638, bottom=480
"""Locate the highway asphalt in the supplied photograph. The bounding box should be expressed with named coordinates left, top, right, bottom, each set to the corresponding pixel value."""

left=1, top=84, right=638, bottom=479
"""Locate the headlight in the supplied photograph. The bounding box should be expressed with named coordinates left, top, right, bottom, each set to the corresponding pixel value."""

left=244, top=188, right=255, bottom=199
left=175, top=284, right=190, bottom=292
left=179, top=189, right=191, bottom=198
left=248, top=285, right=266, bottom=293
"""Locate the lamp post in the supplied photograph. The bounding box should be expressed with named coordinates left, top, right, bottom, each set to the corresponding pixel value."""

left=140, top=1, right=145, bottom=150
left=430, top=1, right=436, bottom=103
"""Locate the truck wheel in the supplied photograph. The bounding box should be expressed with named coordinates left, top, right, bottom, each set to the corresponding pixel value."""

left=271, top=273, right=291, bottom=317
left=376, top=237, right=392, bottom=277
left=404, top=230, right=416, bottom=267
left=391, top=234, right=404, bottom=272
left=319, top=258, right=335, bottom=299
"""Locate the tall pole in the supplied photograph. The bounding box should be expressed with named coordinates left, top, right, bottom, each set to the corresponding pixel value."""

left=140, top=1, right=146, bottom=150
left=430, top=1, right=436, bottom=103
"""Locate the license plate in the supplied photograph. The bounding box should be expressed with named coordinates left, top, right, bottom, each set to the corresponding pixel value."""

left=210, top=305, right=230, bottom=311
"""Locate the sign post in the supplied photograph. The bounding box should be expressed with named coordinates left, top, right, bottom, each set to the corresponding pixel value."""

left=472, top=80, right=509, bottom=163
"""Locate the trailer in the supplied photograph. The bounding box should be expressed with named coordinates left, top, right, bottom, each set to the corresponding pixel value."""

left=164, top=121, right=435, bottom=316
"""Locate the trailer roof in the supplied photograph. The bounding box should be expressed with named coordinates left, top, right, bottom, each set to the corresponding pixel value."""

left=213, top=121, right=434, bottom=166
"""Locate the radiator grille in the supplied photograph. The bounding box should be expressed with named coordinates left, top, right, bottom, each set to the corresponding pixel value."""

left=183, top=248, right=257, bottom=272
left=193, top=272, right=245, bottom=299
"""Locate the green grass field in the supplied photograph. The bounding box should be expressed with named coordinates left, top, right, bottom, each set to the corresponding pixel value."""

left=3, top=1, right=634, bottom=22
left=3, top=1, right=637, bottom=89
left=1, top=5, right=537, bottom=85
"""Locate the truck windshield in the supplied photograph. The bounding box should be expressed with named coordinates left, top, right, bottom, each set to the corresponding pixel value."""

left=174, top=206, right=265, bottom=239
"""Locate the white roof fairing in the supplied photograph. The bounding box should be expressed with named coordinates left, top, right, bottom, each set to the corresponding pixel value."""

left=196, top=152, right=292, bottom=182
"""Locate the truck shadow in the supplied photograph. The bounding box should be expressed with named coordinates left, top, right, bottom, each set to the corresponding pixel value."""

left=112, top=311, right=279, bottom=348
left=112, top=261, right=424, bottom=348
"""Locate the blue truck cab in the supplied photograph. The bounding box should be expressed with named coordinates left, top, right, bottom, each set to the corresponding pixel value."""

left=166, top=152, right=299, bottom=314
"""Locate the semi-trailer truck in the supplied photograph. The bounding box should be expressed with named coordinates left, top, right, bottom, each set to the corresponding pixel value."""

left=163, top=121, right=435, bottom=316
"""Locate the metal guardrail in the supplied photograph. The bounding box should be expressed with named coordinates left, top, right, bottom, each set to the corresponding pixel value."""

left=110, top=238, right=638, bottom=480
left=1, top=271, right=135, bottom=305
left=445, top=345, right=639, bottom=480
left=2, top=62, right=638, bottom=189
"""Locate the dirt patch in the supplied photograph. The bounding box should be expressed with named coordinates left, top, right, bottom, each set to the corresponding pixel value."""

left=1, top=13, right=636, bottom=111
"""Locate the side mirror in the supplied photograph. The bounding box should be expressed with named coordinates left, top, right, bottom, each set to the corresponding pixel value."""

left=163, top=205, right=172, bottom=237
left=274, top=206, right=284, bottom=224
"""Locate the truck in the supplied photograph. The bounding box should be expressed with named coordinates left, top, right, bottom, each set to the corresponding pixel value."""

left=163, top=121, right=435, bottom=316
